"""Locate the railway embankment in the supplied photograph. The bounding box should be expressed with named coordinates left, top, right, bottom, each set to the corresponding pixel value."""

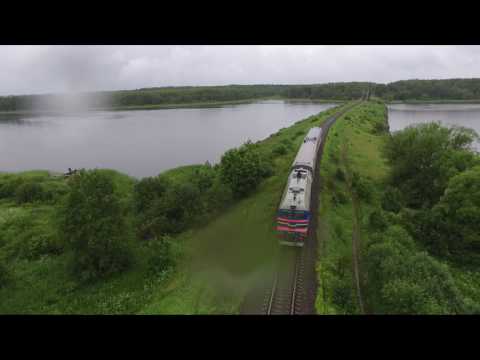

left=315, top=100, right=389, bottom=314
left=240, top=102, right=359, bottom=314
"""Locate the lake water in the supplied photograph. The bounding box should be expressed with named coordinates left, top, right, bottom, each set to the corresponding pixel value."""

left=388, top=103, right=480, bottom=151
left=0, top=101, right=337, bottom=178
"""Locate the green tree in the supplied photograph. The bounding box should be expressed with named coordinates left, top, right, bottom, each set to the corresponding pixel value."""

left=364, top=225, right=465, bottom=314
left=381, top=186, right=404, bottom=213
left=383, top=122, right=479, bottom=209
left=380, top=252, right=464, bottom=314
left=220, top=141, right=271, bottom=198
left=133, top=176, right=170, bottom=214
left=430, top=166, right=480, bottom=254
left=60, top=169, right=132, bottom=282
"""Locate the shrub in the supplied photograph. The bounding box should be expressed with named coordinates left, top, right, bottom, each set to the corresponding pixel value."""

left=332, top=190, right=348, bottom=206
left=145, top=236, right=175, bottom=276
left=368, top=209, right=389, bottom=232
left=22, top=232, right=63, bottom=260
left=281, top=138, right=293, bottom=148
left=0, top=260, right=10, bottom=289
left=220, top=141, right=272, bottom=198
left=364, top=225, right=465, bottom=314
left=351, top=172, right=373, bottom=203
left=0, top=177, right=24, bottom=199
left=204, top=178, right=233, bottom=212
left=373, top=120, right=389, bottom=134
left=190, top=164, right=216, bottom=191
left=60, top=169, right=133, bottom=282
left=331, top=275, right=357, bottom=313
left=15, top=182, right=44, bottom=204
left=335, top=168, right=345, bottom=182
left=272, top=144, right=287, bottom=156
left=133, top=176, right=170, bottom=214
left=383, top=122, right=479, bottom=208
left=381, top=186, right=404, bottom=213
left=293, top=130, right=305, bottom=139
left=140, top=181, right=203, bottom=238
left=425, top=165, right=480, bottom=255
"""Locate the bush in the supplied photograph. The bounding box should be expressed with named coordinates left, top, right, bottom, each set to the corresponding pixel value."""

left=368, top=209, right=389, bottom=232
left=220, top=141, right=272, bottom=198
left=145, top=236, right=174, bottom=276
left=335, top=168, right=345, bottom=182
left=272, top=144, right=287, bottom=156
left=381, top=186, right=404, bottom=213
left=60, top=169, right=133, bottom=282
left=140, top=181, right=203, bottom=238
left=22, top=232, right=63, bottom=260
left=0, top=260, right=10, bottom=289
left=373, top=120, right=389, bottom=134
left=364, top=225, right=465, bottom=314
left=351, top=172, right=373, bottom=203
left=332, top=190, right=348, bottom=206
left=133, top=176, right=170, bottom=214
left=331, top=275, right=357, bottom=313
left=293, top=130, right=305, bottom=139
left=428, top=165, right=480, bottom=255
left=15, top=182, right=44, bottom=204
left=0, top=177, right=23, bottom=199
left=383, top=122, right=479, bottom=208
left=281, top=138, right=293, bottom=148
left=190, top=164, right=216, bottom=191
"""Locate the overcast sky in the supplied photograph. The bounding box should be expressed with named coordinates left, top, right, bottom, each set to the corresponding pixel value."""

left=1, top=45, right=480, bottom=96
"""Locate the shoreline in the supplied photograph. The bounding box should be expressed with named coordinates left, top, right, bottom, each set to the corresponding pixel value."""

left=3, top=98, right=480, bottom=115
left=0, top=98, right=344, bottom=114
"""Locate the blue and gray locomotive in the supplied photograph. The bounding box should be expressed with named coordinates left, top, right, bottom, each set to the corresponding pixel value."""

left=276, top=127, right=322, bottom=247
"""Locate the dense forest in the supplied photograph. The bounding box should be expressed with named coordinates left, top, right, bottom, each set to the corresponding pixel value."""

left=3, top=78, right=480, bottom=112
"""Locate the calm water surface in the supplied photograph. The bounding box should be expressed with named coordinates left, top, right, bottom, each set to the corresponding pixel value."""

left=0, top=101, right=337, bottom=178
left=388, top=103, right=480, bottom=150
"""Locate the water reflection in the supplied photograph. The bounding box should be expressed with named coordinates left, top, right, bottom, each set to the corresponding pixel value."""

left=387, top=103, right=480, bottom=151
left=0, top=101, right=337, bottom=178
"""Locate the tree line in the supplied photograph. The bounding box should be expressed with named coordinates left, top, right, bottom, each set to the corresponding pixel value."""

left=4, top=79, right=480, bottom=112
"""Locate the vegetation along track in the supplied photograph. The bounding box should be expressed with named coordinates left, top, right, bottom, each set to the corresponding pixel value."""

left=241, top=101, right=361, bottom=315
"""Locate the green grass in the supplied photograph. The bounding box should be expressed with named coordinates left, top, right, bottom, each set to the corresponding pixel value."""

left=315, top=101, right=390, bottom=314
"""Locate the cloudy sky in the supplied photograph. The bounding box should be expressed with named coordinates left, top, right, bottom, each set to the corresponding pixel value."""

left=1, top=45, right=480, bottom=96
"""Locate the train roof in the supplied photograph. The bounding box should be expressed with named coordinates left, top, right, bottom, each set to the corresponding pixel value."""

left=291, top=127, right=322, bottom=171
left=278, top=169, right=311, bottom=212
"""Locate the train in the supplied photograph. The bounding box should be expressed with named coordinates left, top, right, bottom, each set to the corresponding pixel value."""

left=276, top=127, right=323, bottom=247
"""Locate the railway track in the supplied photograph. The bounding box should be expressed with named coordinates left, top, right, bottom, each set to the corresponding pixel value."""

left=265, top=248, right=301, bottom=314
left=263, top=101, right=361, bottom=315
left=241, top=101, right=363, bottom=315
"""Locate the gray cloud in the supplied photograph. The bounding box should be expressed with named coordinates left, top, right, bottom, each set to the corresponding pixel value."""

left=1, top=45, right=480, bottom=96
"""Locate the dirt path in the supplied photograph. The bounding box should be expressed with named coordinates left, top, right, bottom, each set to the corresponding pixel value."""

left=341, top=143, right=365, bottom=314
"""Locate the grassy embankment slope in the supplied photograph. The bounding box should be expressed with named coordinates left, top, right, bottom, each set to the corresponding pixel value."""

left=315, top=101, right=389, bottom=314
left=139, top=103, right=353, bottom=314
left=0, top=103, right=352, bottom=314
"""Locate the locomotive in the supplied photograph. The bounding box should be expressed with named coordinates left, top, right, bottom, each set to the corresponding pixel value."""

left=276, top=127, right=323, bottom=247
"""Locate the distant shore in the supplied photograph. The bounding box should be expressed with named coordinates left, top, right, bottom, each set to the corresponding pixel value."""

left=388, top=99, right=480, bottom=104
left=0, top=97, right=344, bottom=114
